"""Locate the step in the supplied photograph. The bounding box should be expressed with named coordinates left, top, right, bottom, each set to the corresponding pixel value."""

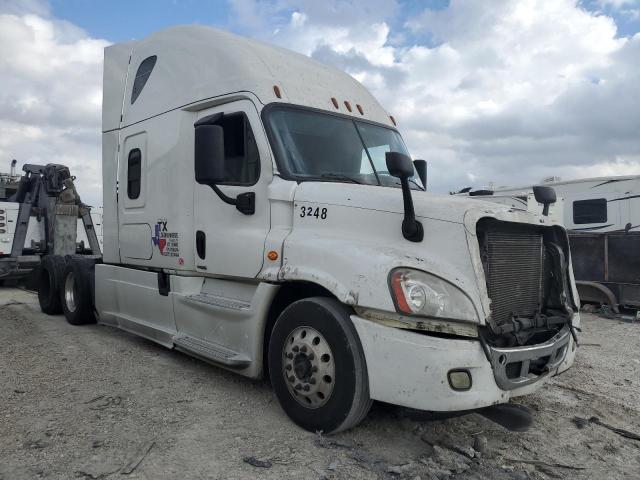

left=185, top=293, right=251, bottom=311
left=173, top=335, right=251, bottom=369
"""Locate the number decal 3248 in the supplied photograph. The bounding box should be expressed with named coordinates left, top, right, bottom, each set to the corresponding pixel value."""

left=300, top=206, right=328, bottom=220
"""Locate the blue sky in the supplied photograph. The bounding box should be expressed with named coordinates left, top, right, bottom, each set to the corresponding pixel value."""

left=1, top=0, right=639, bottom=204
left=50, top=0, right=640, bottom=43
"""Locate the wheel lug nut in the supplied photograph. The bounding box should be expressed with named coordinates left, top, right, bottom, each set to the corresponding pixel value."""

left=295, top=384, right=302, bottom=391
left=308, top=353, right=315, bottom=360
left=309, top=378, right=316, bottom=385
left=311, top=366, right=318, bottom=373
left=285, top=364, right=292, bottom=371
left=288, top=375, right=295, bottom=382
left=293, top=346, right=299, bottom=353
left=286, top=353, right=293, bottom=359
left=303, top=385, right=310, bottom=392
left=301, top=346, right=307, bottom=353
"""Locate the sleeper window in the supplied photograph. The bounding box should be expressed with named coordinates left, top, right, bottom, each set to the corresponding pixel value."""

left=131, top=56, right=157, bottom=104
left=573, top=198, right=607, bottom=224
left=127, top=149, right=142, bottom=199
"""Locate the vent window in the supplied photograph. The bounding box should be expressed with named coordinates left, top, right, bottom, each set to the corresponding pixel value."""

left=573, top=198, right=607, bottom=224
left=131, top=56, right=157, bottom=104
left=127, top=149, right=142, bottom=199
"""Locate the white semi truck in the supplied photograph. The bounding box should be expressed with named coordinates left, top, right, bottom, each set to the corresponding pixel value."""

left=39, top=26, right=579, bottom=433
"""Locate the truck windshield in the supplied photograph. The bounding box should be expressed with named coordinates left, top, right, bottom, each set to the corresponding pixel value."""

left=264, top=106, right=423, bottom=189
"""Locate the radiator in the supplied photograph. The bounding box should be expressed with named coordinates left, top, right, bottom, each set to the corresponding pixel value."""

left=484, top=231, right=544, bottom=327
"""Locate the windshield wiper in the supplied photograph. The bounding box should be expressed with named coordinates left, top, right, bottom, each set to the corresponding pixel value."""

left=320, top=173, right=363, bottom=184
left=393, top=178, right=425, bottom=191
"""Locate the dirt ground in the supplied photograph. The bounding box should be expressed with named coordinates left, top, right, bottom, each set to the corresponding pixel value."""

left=1, top=287, right=639, bottom=480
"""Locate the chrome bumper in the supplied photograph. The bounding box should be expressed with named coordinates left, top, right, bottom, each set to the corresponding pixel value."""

left=488, top=325, right=572, bottom=390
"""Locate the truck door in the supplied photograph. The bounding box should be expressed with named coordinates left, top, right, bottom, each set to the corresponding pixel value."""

left=193, top=99, right=272, bottom=277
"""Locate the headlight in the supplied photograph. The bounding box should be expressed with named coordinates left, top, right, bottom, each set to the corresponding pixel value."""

left=389, top=268, right=478, bottom=322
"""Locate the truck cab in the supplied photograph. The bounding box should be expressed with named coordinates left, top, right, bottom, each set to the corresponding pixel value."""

left=70, top=25, right=580, bottom=433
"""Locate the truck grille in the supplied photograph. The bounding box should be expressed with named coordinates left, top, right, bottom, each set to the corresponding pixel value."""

left=483, top=230, right=544, bottom=327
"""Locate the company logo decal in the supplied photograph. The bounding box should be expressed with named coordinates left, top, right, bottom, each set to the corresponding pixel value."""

left=152, top=219, right=180, bottom=257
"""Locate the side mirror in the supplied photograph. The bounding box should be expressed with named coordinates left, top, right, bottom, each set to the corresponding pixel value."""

left=386, top=152, right=414, bottom=179
left=533, top=185, right=556, bottom=217
left=195, top=124, right=226, bottom=185
left=193, top=116, right=255, bottom=215
left=413, top=159, right=427, bottom=189
left=386, top=152, right=423, bottom=243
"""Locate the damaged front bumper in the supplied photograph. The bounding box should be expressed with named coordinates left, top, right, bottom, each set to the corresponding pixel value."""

left=351, top=314, right=578, bottom=412
left=484, top=325, right=572, bottom=390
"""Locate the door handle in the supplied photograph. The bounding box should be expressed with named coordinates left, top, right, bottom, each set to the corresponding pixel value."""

left=196, top=230, right=206, bottom=259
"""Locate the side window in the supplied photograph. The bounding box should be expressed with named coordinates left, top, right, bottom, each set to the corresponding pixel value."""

left=219, top=113, right=260, bottom=186
left=573, top=198, right=607, bottom=224
left=127, top=149, right=142, bottom=199
left=131, top=56, right=157, bottom=104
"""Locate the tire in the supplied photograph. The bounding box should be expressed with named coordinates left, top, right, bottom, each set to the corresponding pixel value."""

left=268, top=297, right=372, bottom=434
left=37, top=255, right=66, bottom=314
left=61, top=257, right=96, bottom=325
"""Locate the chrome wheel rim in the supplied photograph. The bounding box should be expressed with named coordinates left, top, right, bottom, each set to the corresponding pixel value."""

left=282, top=326, right=335, bottom=409
left=64, top=272, right=76, bottom=313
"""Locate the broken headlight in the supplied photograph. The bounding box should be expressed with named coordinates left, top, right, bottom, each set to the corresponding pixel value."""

left=389, top=268, right=478, bottom=322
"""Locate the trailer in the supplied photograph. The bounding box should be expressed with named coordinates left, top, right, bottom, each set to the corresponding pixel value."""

left=37, top=25, right=579, bottom=433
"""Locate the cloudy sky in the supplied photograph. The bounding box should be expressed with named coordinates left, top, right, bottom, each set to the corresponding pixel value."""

left=1, top=0, right=639, bottom=205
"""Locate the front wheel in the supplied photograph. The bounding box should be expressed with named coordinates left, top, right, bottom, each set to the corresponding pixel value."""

left=268, top=297, right=372, bottom=434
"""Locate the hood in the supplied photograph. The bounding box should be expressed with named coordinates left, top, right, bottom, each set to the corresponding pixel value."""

left=293, top=182, right=510, bottom=224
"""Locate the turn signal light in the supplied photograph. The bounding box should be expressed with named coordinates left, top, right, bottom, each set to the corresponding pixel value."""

left=267, top=250, right=279, bottom=261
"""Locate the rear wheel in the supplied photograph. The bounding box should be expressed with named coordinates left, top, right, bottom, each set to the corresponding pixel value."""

left=61, top=257, right=95, bottom=325
left=37, top=255, right=66, bottom=314
left=268, top=297, right=372, bottom=433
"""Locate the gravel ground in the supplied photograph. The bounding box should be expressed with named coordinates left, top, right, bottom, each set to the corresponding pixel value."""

left=1, top=287, right=639, bottom=480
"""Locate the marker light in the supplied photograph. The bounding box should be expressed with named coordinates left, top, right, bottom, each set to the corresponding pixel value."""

left=267, top=250, right=278, bottom=261
left=344, top=100, right=352, bottom=112
left=390, top=115, right=397, bottom=126
left=273, top=85, right=282, bottom=98
left=331, top=97, right=339, bottom=109
left=356, top=104, right=364, bottom=115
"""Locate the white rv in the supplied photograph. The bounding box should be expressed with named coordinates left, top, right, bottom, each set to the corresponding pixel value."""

left=35, top=26, right=579, bottom=433
left=461, top=176, right=640, bottom=232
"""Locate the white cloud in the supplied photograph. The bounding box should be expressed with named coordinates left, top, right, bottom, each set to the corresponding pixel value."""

left=1, top=0, right=638, bottom=207
left=0, top=3, right=108, bottom=205
left=247, top=0, right=640, bottom=192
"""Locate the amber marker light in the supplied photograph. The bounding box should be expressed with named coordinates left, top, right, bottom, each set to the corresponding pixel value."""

left=267, top=250, right=279, bottom=261
left=390, top=271, right=412, bottom=314
left=273, top=85, right=282, bottom=98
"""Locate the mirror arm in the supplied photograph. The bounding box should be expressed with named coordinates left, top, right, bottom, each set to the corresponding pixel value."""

left=399, top=177, right=424, bottom=242
left=210, top=184, right=255, bottom=215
